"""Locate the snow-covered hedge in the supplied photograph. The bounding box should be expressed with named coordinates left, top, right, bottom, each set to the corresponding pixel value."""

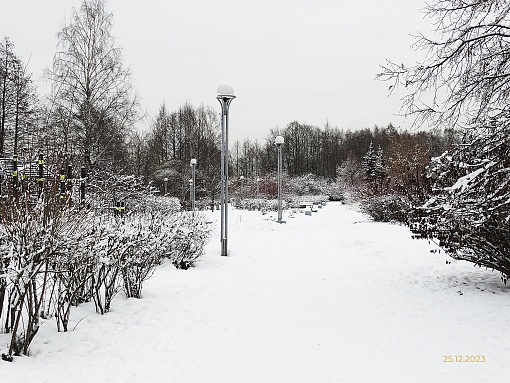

left=167, top=213, right=211, bottom=269
left=286, top=173, right=345, bottom=201
left=288, top=195, right=330, bottom=208
left=409, top=133, right=510, bottom=283
left=0, top=194, right=210, bottom=360
left=360, top=194, right=412, bottom=223
left=232, top=198, right=287, bottom=213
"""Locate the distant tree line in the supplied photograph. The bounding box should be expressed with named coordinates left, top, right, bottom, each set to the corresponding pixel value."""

left=229, top=122, right=456, bottom=180
left=1, top=0, right=460, bottom=211
left=1, top=26, right=459, bottom=207
left=134, top=103, right=222, bottom=206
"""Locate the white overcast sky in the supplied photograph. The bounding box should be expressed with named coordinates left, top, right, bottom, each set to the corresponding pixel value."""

left=2, top=0, right=432, bottom=143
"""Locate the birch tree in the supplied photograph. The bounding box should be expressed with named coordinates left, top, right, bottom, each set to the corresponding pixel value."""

left=46, top=0, right=138, bottom=169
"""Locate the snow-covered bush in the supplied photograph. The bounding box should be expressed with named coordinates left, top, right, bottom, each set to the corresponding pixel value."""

left=87, top=212, right=165, bottom=312
left=118, top=213, right=171, bottom=299
left=0, top=194, right=85, bottom=355
left=167, top=213, right=211, bottom=270
left=0, top=224, right=7, bottom=333
left=287, top=173, right=344, bottom=201
left=53, top=243, right=97, bottom=332
left=288, top=195, right=329, bottom=208
left=87, top=172, right=181, bottom=215
left=232, top=198, right=288, bottom=213
left=51, top=210, right=97, bottom=332
left=410, top=127, right=510, bottom=283
left=378, top=0, right=510, bottom=283
left=129, top=195, right=181, bottom=215
left=360, top=194, right=412, bottom=223
left=0, top=172, right=209, bottom=359
left=89, top=221, right=124, bottom=315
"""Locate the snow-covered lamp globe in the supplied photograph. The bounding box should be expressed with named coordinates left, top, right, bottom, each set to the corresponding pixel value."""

left=217, top=83, right=235, bottom=99
left=274, top=135, right=284, bottom=145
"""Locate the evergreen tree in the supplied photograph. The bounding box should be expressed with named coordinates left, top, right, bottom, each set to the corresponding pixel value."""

left=362, top=142, right=385, bottom=183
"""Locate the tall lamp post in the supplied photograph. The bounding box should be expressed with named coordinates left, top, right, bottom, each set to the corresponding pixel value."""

left=217, top=84, right=235, bottom=256
left=275, top=135, right=284, bottom=223
left=190, top=158, right=197, bottom=211
left=188, top=179, right=193, bottom=210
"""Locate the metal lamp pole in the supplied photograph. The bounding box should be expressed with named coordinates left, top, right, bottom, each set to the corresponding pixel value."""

left=190, top=158, right=197, bottom=211
left=256, top=177, right=260, bottom=199
left=164, top=177, right=168, bottom=196
left=275, top=135, right=284, bottom=223
left=217, top=84, right=235, bottom=256
left=189, top=179, right=192, bottom=210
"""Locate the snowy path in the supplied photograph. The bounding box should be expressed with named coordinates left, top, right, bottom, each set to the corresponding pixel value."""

left=2, top=202, right=509, bottom=382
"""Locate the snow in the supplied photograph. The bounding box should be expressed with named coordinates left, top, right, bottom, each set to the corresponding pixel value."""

left=447, top=166, right=486, bottom=192
left=2, top=202, right=509, bottom=382
left=217, top=83, right=235, bottom=97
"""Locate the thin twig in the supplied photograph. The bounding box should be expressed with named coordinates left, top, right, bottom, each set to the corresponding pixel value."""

left=72, top=315, right=87, bottom=332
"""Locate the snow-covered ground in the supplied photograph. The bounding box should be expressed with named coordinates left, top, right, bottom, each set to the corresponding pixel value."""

left=2, top=202, right=509, bottom=382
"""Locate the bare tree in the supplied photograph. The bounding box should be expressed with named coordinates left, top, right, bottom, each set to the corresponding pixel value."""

left=378, top=0, right=510, bottom=128
left=0, top=37, right=14, bottom=155
left=0, top=37, right=37, bottom=156
left=378, top=0, right=510, bottom=281
left=45, top=0, right=138, bottom=168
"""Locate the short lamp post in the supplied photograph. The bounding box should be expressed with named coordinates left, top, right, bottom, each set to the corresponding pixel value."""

left=239, top=175, right=244, bottom=199
left=190, top=158, right=197, bottom=211
left=275, top=135, right=284, bottom=223
left=164, top=177, right=168, bottom=196
left=256, top=177, right=260, bottom=199
left=217, top=83, right=235, bottom=256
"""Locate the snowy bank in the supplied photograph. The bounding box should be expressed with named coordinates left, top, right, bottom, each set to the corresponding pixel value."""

left=1, top=202, right=508, bottom=382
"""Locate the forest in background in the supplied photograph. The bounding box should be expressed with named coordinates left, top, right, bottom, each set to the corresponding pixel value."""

left=0, top=24, right=458, bottom=206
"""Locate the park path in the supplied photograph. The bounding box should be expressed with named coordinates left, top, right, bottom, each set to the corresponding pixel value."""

left=3, top=203, right=508, bottom=383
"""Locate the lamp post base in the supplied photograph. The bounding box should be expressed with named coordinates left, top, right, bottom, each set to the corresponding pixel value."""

left=221, top=238, right=228, bottom=256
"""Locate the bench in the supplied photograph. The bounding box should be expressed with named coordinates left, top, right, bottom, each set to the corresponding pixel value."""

left=299, top=201, right=318, bottom=214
